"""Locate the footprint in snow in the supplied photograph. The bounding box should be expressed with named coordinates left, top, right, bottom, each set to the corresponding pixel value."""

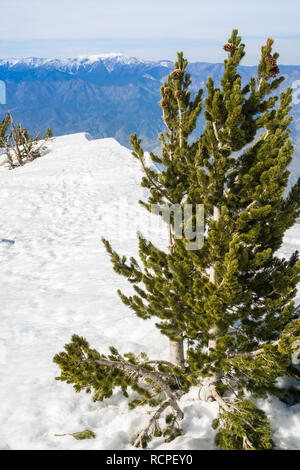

left=0, top=239, right=15, bottom=246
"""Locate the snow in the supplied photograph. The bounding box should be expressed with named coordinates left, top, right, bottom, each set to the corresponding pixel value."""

left=0, top=133, right=299, bottom=450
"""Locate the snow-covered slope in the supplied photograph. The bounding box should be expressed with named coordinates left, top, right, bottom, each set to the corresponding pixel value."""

left=0, top=134, right=299, bottom=450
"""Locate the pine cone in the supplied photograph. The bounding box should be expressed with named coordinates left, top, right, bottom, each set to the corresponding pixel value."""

left=269, top=66, right=280, bottom=78
left=159, top=98, right=168, bottom=107
left=172, top=68, right=184, bottom=79
left=223, top=42, right=236, bottom=53
left=265, top=54, right=277, bottom=67
left=175, top=90, right=184, bottom=100
left=164, top=87, right=172, bottom=96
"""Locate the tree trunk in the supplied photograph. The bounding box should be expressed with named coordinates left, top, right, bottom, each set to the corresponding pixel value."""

left=208, top=205, right=220, bottom=349
left=168, top=221, right=185, bottom=368
left=200, top=205, right=220, bottom=401
left=169, top=339, right=185, bottom=367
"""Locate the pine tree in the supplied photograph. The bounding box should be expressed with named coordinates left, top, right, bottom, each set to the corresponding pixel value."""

left=53, top=31, right=300, bottom=449
left=0, top=113, right=10, bottom=147
left=44, top=127, right=53, bottom=139
left=182, top=31, right=300, bottom=449
left=184, top=31, right=300, bottom=449
left=0, top=112, right=46, bottom=168
left=102, top=51, right=203, bottom=366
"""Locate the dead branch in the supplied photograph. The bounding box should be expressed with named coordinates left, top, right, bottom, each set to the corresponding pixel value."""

left=133, top=400, right=170, bottom=447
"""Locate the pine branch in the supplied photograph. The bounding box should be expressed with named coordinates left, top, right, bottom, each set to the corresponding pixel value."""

left=246, top=340, right=280, bottom=357
left=209, top=384, right=231, bottom=412
left=94, top=358, right=184, bottom=413
left=136, top=146, right=174, bottom=204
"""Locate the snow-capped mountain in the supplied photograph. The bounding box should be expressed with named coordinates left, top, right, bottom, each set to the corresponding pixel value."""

left=0, top=54, right=174, bottom=150
left=0, top=133, right=299, bottom=449
left=0, top=54, right=170, bottom=73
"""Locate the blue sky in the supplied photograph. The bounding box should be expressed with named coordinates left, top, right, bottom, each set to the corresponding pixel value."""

left=1, top=0, right=300, bottom=64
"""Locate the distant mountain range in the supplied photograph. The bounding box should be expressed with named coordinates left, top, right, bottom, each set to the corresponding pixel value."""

left=0, top=54, right=300, bottom=182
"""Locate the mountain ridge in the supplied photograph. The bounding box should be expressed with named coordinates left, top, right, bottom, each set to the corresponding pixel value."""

left=0, top=54, right=300, bottom=183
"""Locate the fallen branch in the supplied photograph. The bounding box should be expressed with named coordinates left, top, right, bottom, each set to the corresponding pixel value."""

left=133, top=400, right=170, bottom=447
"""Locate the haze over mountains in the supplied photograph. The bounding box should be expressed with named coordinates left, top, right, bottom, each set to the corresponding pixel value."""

left=1, top=54, right=300, bottom=181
